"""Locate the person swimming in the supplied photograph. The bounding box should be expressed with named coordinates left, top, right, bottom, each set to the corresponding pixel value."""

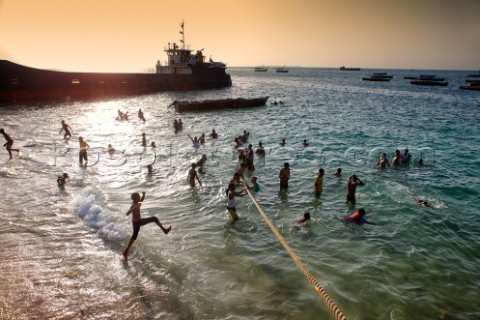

left=188, top=134, right=201, bottom=149
left=342, top=208, right=376, bottom=225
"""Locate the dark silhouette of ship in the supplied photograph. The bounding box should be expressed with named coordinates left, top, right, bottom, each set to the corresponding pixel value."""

left=0, top=21, right=231, bottom=104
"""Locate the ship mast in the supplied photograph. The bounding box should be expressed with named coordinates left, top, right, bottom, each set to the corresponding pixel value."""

left=179, top=19, right=185, bottom=49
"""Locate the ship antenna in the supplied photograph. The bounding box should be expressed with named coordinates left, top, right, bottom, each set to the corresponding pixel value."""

left=179, top=19, right=185, bottom=49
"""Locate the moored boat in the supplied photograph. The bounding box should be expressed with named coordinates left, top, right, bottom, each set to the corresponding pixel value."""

left=0, top=21, right=231, bottom=104
left=467, top=69, right=480, bottom=78
left=275, top=66, right=289, bottom=73
left=460, top=83, right=480, bottom=91
left=340, top=66, right=361, bottom=71
left=362, top=72, right=393, bottom=82
left=411, top=80, right=448, bottom=86
left=254, top=67, right=268, bottom=72
left=171, top=96, right=269, bottom=112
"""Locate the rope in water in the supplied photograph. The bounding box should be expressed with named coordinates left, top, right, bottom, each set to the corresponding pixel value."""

left=245, top=188, right=347, bottom=320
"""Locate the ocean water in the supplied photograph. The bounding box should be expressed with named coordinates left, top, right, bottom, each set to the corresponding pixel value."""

left=1, top=68, right=479, bottom=320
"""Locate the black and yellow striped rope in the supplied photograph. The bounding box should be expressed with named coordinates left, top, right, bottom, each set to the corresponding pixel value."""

left=245, top=188, right=347, bottom=320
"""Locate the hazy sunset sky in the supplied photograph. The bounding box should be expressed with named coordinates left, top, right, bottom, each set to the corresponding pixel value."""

left=0, top=0, right=478, bottom=72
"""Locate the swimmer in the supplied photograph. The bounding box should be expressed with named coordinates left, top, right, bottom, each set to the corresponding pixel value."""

left=150, top=142, right=157, bottom=148
left=0, top=128, right=20, bottom=159
left=138, top=109, right=146, bottom=122
left=302, top=139, right=309, bottom=147
left=187, top=163, right=202, bottom=187
left=392, top=150, right=401, bottom=167
left=188, top=134, right=201, bottom=149
left=251, top=176, right=260, bottom=192
left=196, top=154, right=207, bottom=170
left=209, top=129, right=218, bottom=139
left=401, top=148, right=411, bottom=164
left=59, top=120, right=74, bottom=139
left=314, top=168, right=325, bottom=197
left=255, top=142, right=265, bottom=155
left=246, top=176, right=260, bottom=192
left=376, top=152, right=390, bottom=169
left=296, top=212, right=311, bottom=225
left=342, top=208, right=376, bottom=225
left=280, top=138, right=286, bottom=147
left=415, top=198, right=431, bottom=207
left=226, top=182, right=247, bottom=221
left=122, top=192, right=171, bottom=261
left=279, top=162, right=290, bottom=190
left=107, top=144, right=116, bottom=156
left=346, top=174, right=364, bottom=205
left=142, top=133, right=147, bottom=147
left=147, top=165, right=153, bottom=174
left=78, top=136, right=90, bottom=167
left=57, top=173, right=69, bottom=188
left=199, top=133, right=206, bottom=145
left=333, top=168, right=342, bottom=178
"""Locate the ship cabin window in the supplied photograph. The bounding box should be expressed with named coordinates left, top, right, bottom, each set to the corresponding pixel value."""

left=10, top=79, right=20, bottom=85
left=71, top=79, right=80, bottom=84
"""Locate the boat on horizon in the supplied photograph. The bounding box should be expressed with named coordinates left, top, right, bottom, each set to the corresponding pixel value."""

left=409, top=74, right=448, bottom=86
left=362, top=72, right=392, bottom=82
left=0, top=21, right=232, bottom=104
left=404, top=74, right=445, bottom=81
left=467, top=69, right=480, bottom=78
left=340, top=66, right=361, bottom=71
left=254, top=66, right=268, bottom=72
left=275, top=66, right=289, bottom=73
left=170, top=96, right=269, bottom=112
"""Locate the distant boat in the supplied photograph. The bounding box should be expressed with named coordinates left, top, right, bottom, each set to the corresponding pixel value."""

left=460, top=82, right=480, bottom=91
left=405, top=75, right=445, bottom=81
left=171, top=96, right=269, bottom=112
left=362, top=72, right=393, bottom=82
left=409, top=74, right=448, bottom=86
left=467, top=69, right=480, bottom=78
left=275, top=66, right=289, bottom=73
left=254, top=67, right=268, bottom=72
left=340, top=66, right=361, bottom=71
left=411, top=80, right=448, bottom=86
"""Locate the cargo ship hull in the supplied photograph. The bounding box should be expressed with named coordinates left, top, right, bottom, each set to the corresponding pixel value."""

left=0, top=60, right=232, bottom=103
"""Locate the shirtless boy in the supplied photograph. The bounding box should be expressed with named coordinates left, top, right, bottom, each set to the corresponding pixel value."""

left=346, top=174, right=364, bottom=205
left=0, top=128, right=20, bottom=159
left=187, top=163, right=202, bottom=187
left=279, top=162, right=290, bottom=190
left=59, top=120, right=73, bottom=139
left=123, top=192, right=171, bottom=261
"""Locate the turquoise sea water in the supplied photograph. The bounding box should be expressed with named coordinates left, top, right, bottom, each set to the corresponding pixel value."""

left=1, top=68, right=479, bottom=320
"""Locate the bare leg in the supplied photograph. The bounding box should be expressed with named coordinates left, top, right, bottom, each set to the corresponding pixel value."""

left=227, top=208, right=239, bottom=221
left=155, top=221, right=171, bottom=234
left=123, top=239, right=135, bottom=261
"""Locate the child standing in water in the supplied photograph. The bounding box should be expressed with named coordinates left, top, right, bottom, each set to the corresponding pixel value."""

left=313, top=168, right=325, bottom=197
left=123, top=191, right=171, bottom=261
left=0, top=128, right=20, bottom=159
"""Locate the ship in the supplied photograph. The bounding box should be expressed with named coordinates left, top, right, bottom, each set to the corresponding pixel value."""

left=254, top=66, right=268, bottom=72
left=0, top=21, right=232, bottom=104
left=340, top=66, right=361, bottom=71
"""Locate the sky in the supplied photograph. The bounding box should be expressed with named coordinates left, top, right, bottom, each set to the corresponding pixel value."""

left=0, top=0, right=479, bottom=72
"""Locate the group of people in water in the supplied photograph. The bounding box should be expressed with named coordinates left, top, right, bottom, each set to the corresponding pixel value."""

left=376, top=148, right=420, bottom=168
left=1, top=111, right=428, bottom=261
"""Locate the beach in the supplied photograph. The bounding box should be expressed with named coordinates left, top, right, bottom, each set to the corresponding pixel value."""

left=1, top=67, right=479, bottom=320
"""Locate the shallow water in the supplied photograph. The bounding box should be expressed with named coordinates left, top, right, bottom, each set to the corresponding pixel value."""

left=1, top=68, right=480, bottom=320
